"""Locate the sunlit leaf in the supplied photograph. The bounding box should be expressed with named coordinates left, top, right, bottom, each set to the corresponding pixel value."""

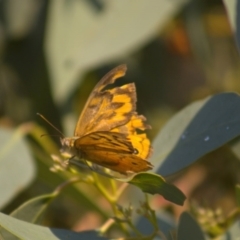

left=128, top=173, right=186, bottom=206
left=0, top=125, right=36, bottom=208
left=0, top=212, right=107, bottom=240
left=152, top=93, right=240, bottom=176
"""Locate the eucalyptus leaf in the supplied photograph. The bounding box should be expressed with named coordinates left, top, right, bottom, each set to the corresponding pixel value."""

left=128, top=173, right=186, bottom=206
left=220, top=218, right=240, bottom=240
left=10, top=192, right=58, bottom=223
left=0, top=212, right=107, bottom=240
left=177, top=212, right=206, bottom=240
left=223, top=0, right=239, bottom=50
left=152, top=93, right=240, bottom=176
left=45, top=0, right=189, bottom=103
left=136, top=210, right=175, bottom=238
left=68, top=160, right=185, bottom=204
left=0, top=193, right=59, bottom=240
left=4, top=0, right=41, bottom=38
left=0, top=126, right=36, bottom=208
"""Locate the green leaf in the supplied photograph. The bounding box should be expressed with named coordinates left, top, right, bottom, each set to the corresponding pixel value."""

left=221, top=218, right=240, bottom=240
left=45, top=0, right=189, bottom=103
left=128, top=172, right=186, bottom=206
left=0, top=193, right=59, bottom=240
left=0, top=126, right=36, bottom=208
left=223, top=0, right=239, bottom=50
left=3, top=0, right=40, bottom=38
left=136, top=210, right=175, bottom=237
left=177, top=212, right=206, bottom=240
left=152, top=93, right=240, bottom=176
left=10, top=192, right=58, bottom=223
left=0, top=212, right=107, bottom=240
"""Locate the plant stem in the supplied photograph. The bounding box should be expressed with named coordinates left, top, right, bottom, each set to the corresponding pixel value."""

left=92, top=172, right=115, bottom=202
left=53, top=176, right=82, bottom=194
left=126, top=219, right=143, bottom=237
left=115, top=182, right=128, bottom=199
left=110, top=177, right=117, bottom=195
left=98, top=218, right=115, bottom=234
left=92, top=172, right=130, bottom=235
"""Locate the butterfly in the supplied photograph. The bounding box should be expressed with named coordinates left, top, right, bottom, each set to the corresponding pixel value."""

left=61, top=64, right=153, bottom=174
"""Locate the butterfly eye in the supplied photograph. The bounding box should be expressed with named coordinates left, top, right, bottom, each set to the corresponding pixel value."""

left=133, top=148, right=139, bottom=154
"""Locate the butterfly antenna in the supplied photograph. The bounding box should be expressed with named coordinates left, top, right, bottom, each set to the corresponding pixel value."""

left=40, top=133, right=63, bottom=138
left=37, top=113, right=65, bottom=138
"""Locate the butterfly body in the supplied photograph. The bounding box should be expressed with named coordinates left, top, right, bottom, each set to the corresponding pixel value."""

left=61, top=65, right=153, bottom=174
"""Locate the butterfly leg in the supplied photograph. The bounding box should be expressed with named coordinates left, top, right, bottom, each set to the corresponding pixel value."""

left=83, top=159, right=95, bottom=172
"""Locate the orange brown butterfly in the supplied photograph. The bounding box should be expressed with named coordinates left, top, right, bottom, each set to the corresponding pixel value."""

left=43, top=65, right=153, bottom=175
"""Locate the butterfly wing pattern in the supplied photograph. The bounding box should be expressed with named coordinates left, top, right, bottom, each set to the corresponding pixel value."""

left=62, top=64, right=153, bottom=174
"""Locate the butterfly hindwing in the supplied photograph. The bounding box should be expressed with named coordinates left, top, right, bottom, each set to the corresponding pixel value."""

left=74, top=132, right=152, bottom=174
left=112, top=114, right=152, bottom=159
left=81, top=151, right=152, bottom=174
left=74, top=132, right=135, bottom=153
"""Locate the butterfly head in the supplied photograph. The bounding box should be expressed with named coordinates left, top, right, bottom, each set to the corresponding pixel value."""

left=60, top=137, right=79, bottom=157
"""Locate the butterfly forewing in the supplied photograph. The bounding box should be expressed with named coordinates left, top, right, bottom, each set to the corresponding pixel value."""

left=74, top=65, right=136, bottom=137
left=75, top=83, right=136, bottom=137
